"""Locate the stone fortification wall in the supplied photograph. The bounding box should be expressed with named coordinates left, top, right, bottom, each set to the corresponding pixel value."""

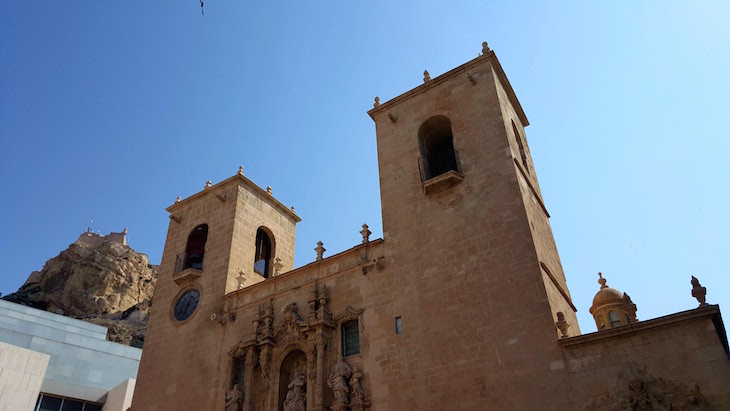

left=76, top=229, right=128, bottom=247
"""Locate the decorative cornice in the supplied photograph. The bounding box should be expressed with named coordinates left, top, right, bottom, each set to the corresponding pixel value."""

left=166, top=173, right=301, bottom=223
left=560, top=305, right=727, bottom=355
left=367, top=51, right=529, bottom=127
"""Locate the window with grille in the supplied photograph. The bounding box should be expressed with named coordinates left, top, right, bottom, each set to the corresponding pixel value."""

left=342, top=320, right=360, bottom=357
left=230, top=356, right=245, bottom=389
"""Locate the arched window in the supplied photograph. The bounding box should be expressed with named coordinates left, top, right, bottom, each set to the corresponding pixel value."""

left=512, top=120, right=529, bottom=173
left=597, top=316, right=606, bottom=330
left=185, top=224, right=208, bottom=270
left=418, top=115, right=459, bottom=181
left=254, top=228, right=272, bottom=278
left=609, top=311, right=621, bottom=328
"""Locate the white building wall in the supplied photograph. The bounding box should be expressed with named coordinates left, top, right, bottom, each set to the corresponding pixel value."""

left=102, top=379, right=135, bottom=411
left=0, top=342, right=49, bottom=411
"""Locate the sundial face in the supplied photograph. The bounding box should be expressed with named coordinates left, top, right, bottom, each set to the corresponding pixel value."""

left=173, top=289, right=200, bottom=321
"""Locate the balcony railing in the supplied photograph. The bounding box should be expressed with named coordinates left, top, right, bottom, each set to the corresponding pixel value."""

left=418, top=150, right=462, bottom=182
left=174, top=250, right=204, bottom=274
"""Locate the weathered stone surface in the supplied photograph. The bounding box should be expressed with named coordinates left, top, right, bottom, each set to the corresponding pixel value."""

left=3, top=239, right=158, bottom=347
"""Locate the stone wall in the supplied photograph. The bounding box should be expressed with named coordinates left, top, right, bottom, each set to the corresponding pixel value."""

left=0, top=342, right=49, bottom=411
left=75, top=229, right=127, bottom=248
left=561, top=306, right=730, bottom=409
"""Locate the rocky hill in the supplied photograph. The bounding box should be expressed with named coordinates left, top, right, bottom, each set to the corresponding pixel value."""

left=3, top=236, right=158, bottom=347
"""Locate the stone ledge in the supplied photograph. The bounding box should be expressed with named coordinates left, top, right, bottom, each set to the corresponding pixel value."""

left=422, top=170, right=464, bottom=195
left=172, top=268, right=202, bottom=285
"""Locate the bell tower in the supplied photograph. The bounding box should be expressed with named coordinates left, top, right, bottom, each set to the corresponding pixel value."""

left=367, top=43, right=579, bottom=407
left=132, top=168, right=300, bottom=410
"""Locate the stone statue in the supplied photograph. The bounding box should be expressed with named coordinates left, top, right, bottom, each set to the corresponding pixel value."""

left=350, top=368, right=364, bottom=399
left=283, top=374, right=306, bottom=411
left=328, top=360, right=353, bottom=404
left=225, top=384, right=243, bottom=411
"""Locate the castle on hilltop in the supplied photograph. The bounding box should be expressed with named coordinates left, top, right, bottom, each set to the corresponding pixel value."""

left=131, top=43, right=730, bottom=410
left=76, top=228, right=128, bottom=247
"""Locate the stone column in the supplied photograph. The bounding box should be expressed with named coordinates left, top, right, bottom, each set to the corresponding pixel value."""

left=314, top=335, right=326, bottom=409
left=242, top=346, right=255, bottom=411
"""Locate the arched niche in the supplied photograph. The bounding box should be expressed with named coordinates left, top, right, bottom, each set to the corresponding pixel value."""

left=277, top=350, right=307, bottom=411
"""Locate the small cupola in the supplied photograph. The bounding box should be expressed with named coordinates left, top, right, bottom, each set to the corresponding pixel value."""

left=589, top=272, right=638, bottom=331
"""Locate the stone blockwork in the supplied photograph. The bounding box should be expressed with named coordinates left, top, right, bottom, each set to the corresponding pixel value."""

left=561, top=306, right=730, bottom=409
left=132, top=46, right=730, bottom=411
left=0, top=342, right=49, bottom=411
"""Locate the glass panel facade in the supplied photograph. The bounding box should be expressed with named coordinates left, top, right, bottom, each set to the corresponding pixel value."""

left=39, top=396, right=62, bottom=411
left=35, top=394, right=103, bottom=411
left=61, top=399, right=84, bottom=411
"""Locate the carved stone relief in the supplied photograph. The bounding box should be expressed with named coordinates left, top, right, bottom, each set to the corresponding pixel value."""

left=582, top=364, right=710, bottom=411
left=275, top=303, right=306, bottom=347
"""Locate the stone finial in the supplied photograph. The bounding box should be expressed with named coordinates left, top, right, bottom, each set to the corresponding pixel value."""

left=315, top=241, right=326, bottom=262
left=482, top=41, right=490, bottom=54
left=205, top=180, right=212, bottom=189
left=691, top=276, right=708, bottom=307
left=423, top=70, right=431, bottom=83
left=373, top=97, right=380, bottom=108
left=238, top=166, right=244, bottom=175
left=123, top=228, right=128, bottom=234
left=176, top=196, right=181, bottom=203
left=360, top=224, right=372, bottom=244
left=555, top=312, right=570, bottom=339
left=273, top=257, right=283, bottom=276
left=598, top=272, right=607, bottom=289
left=291, top=206, right=295, bottom=213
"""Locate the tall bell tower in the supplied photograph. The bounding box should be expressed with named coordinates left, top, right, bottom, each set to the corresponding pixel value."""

left=366, top=43, right=579, bottom=408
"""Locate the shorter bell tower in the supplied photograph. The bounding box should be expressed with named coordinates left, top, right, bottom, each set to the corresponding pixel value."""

left=132, top=167, right=300, bottom=410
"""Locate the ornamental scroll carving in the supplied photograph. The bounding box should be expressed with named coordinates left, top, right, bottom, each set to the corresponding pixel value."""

left=275, top=303, right=306, bottom=347
left=582, top=364, right=710, bottom=411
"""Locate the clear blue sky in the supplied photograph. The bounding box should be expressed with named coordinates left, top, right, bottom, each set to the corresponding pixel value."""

left=1, top=1, right=728, bottom=332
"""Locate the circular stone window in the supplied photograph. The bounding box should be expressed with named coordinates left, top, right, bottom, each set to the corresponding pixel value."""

left=173, top=288, right=200, bottom=322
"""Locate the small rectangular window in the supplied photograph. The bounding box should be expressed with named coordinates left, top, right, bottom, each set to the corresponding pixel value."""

left=395, top=317, right=402, bottom=334
left=342, top=320, right=360, bottom=357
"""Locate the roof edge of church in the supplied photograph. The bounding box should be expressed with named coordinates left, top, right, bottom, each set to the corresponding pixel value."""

left=367, top=50, right=529, bottom=127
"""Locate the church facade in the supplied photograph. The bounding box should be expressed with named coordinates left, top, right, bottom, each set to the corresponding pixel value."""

left=131, top=44, right=730, bottom=410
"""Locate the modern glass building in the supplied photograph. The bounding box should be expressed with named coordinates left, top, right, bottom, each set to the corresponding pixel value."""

left=0, top=299, right=140, bottom=411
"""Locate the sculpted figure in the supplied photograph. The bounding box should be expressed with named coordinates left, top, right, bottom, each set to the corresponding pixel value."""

left=283, top=374, right=306, bottom=411
left=225, top=384, right=243, bottom=411
left=350, top=368, right=364, bottom=399
left=327, top=360, right=353, bottom=403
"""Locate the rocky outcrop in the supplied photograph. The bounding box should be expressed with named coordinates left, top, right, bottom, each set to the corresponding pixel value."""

left=3, top=239, right=158, bottom=347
